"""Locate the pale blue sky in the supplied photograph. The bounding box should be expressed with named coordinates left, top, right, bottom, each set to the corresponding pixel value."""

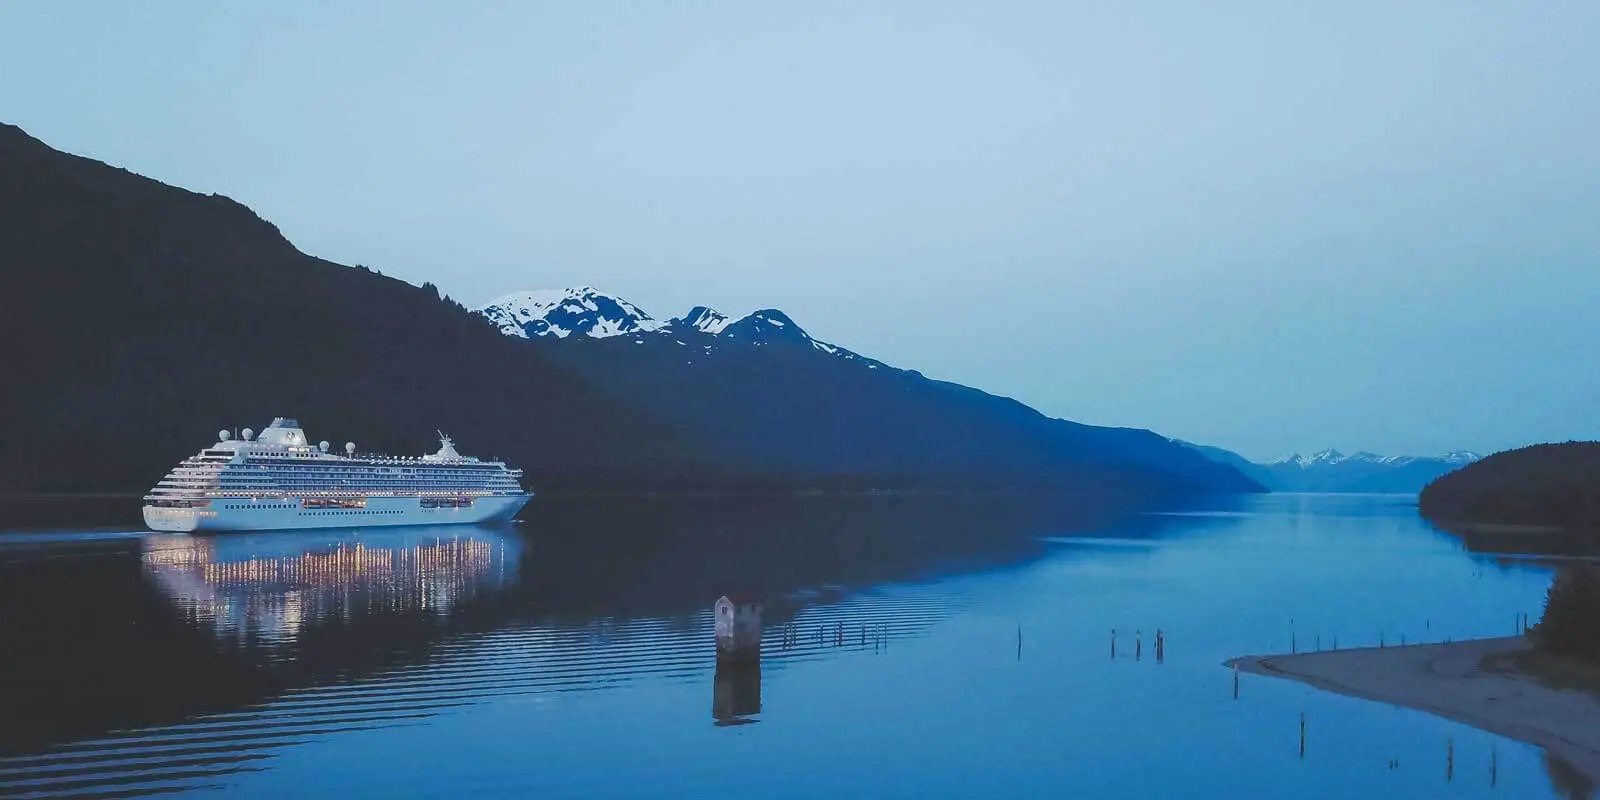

left=3, top=1, right=1596, bottom=460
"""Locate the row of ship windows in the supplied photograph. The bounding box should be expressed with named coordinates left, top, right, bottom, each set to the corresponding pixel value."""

left=299, top=510, right=404, bottom=516
left=242, top=463, right=502, bottom=472
left=183, top=459, right=504, bottom=470
left=165, top=476, right=515, bottom=483
left=182, top=470, right=508, bottom=478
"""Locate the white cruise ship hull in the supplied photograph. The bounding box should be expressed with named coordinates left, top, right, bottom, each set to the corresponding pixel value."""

left=143, top=494, right=532, bottom=533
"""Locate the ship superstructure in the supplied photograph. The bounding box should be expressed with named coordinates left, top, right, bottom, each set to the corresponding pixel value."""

left=142, top=417, right=532, bottom=532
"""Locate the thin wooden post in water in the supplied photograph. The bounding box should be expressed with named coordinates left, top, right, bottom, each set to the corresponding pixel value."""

left=1490, top=745, right=1497, bottom=787
left=1291, top=631, right=1297, bottom=655
left=1299, top=713, right=1306, bottom=760
left=1111, top=628, right=1117, bottom=659
left=1446, top=737, right=1454, bottom=782
left=1380, top=631, right=1386, bottom=649
left=1316, top=634, right=1321, bottom=652
left=1233, top=662, right=1239, bottom=699
left=1136, top=629, right=1142, bottom=662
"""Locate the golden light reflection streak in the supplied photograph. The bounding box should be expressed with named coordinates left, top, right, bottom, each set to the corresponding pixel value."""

left=141, top=536, right=504, bottom=644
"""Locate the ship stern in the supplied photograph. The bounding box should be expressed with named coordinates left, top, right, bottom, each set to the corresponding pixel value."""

left=143, top=505, right=201, bottom=533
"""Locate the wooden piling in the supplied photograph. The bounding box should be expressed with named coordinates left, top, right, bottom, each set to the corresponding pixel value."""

left=1446, top=737, right=1454, bottom=782
left=1016, top=624, right=1022, bottom=661
left=1490, top=745, right=1497, bottom=787
left=1111, top=628, right=1117, bottom=659
left=1136, top=629, right=1142, bottom=661
left=1299, top=713, right=1306, bottom=760
left=1233, top=662, right=1239, bottom=699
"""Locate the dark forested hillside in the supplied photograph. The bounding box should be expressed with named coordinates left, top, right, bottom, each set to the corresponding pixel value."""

left=1418, top=442, right=1600, bottom=529
left=0, top=122, right=713, bottom=493
left=1531, top=564, right=1600, bottom=664
left=0, top=122, right=1258, bottom=500
left=524, top=329, right=1262, bottom=499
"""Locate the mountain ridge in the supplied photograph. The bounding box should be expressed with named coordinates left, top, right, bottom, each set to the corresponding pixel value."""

left=1177, top=440, right=1481, bottom=493
left=479, top=287, right=881, bottom=364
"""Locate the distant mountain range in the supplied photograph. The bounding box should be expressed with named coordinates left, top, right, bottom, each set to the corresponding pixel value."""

left=0, top=122, right=1259, bottom=500
left=1177, top=442, right=1480, bottom=493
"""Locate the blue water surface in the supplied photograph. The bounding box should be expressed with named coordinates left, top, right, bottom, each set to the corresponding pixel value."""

left=0, top=493, right=1584, bottom=799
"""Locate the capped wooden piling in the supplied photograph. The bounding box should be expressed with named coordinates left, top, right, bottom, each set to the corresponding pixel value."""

left=714, top=593, right=763, bottom=666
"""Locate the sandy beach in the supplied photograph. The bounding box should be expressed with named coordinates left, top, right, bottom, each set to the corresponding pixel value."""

left=1228, top=637, right=1600, bottom=782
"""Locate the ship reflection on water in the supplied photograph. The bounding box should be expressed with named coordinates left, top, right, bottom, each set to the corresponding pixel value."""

left=141, top=527, right=519, bottom=646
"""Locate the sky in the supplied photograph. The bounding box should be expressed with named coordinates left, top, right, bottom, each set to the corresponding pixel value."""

left=2, top=1, right=1596, bottom=461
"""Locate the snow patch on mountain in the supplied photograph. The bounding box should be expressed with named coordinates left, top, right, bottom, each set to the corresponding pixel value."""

left=479, top=287, right=662, bottom=339
left=679, top=306, right=731, bottom=334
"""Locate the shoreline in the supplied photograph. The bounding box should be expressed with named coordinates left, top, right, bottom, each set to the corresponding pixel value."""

left=1227, top=637, right=1600, bottom=781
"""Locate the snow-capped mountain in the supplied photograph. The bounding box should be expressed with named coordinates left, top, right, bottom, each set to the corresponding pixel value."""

left=1269, top=449, right=1482, bottom=470
left=478, top=287, right=879, bottom=364
left=470, top=286, right=1259, bottom=496
left=1180, top=443, right=1482, bottom=493
left=480, top=287, right=663, bottom=339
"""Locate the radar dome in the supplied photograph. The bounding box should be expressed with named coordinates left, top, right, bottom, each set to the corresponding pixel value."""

left=218, top=429, right=231, bottom=441
left=318, top=440, right=330, bottom=453
left=345, top=442, right=356, bottom=455
left=242, top=428, right=255, bottom=441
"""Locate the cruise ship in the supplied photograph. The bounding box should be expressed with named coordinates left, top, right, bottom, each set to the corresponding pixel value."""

left=142, top=417, right=533, bottom=532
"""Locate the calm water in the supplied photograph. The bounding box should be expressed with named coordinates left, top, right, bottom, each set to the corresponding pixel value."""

left=0, top=494, right=1589, bottom=799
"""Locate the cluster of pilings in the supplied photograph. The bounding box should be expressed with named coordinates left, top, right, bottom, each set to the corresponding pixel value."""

left=1107, top=627, right=1167, bottom=664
